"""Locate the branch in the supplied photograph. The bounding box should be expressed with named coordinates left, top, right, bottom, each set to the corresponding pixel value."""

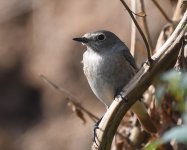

left=130, top=0, right=136, bottom=56
left=130, top=0, right=153, bottom=57
left=155, top=0, right=186, bottom=51
left=172, top=0, right=187, bottom=21
left=120, top=0, right=153, bottom=64
left=92, top=10, right=187, bottom=150
left=140, top=0, right=153, bottom=51
left=40, top=75, right=99, bottom=122
left=152, top=0, right=173, bottom=23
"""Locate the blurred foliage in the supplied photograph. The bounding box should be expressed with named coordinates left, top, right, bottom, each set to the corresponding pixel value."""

left=145, top=70, right=187, bottom=149
left=156, top=70, right=187, bottom=112
left=144, top=140, right=160, bottom=150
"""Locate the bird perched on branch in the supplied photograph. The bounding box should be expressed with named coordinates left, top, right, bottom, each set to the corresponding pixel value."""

left=73, top=30, right=157, bottom=134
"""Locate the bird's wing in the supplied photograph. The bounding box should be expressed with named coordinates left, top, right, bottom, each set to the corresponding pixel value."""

left=122, top=47, right=139, bottom=72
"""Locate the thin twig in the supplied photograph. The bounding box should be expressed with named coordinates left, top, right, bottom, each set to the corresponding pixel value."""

left=40, top=75, right=99, bottom=121
left=130, top=0, right=136, bottom=56
left=120, top=0, right=153, bottom=64
left=140, top=0, right=153, bottom=52
left=152, top=0, right=173, bottom=23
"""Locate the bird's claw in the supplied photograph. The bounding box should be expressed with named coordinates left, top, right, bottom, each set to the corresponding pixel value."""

left=93, top=125, right=99, bottom=146
left=93, top=117, right=102, bottom=146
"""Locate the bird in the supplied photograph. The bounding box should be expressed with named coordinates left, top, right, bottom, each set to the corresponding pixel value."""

left=73, top=30, right=157, bottom=134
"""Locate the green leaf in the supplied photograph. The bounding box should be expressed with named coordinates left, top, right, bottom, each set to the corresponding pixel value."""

left=144, top=140, right=160, bottom=150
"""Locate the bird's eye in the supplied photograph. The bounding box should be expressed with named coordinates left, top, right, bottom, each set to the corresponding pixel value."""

left=97, top=34, right=106, bottom=41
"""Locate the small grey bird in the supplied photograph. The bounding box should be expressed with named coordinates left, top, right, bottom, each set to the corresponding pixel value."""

left=73, top=30, right=157, bottom=133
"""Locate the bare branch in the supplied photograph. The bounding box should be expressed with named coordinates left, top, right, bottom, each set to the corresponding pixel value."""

left=130, top=0, right=136, bottom=56
left=155, top=0, right=186, bottom=51
left=140, top=0, right=153, bottom=51
left=151, top=0, right=173, bottom=23
left=40, top=75, right=99, bottom=122
left=92, top=10, right=187, bottom=150
left=120, top=0, right=153, bottom=64
left=173, top=0, right=187, bottom=21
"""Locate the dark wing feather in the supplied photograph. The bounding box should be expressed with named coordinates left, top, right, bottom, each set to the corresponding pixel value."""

left=122, top=46, right=139, bottom=72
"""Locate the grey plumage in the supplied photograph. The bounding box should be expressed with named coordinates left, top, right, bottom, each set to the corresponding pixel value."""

left=82, top=31, right=136, bottom=106
left=73, top=30, right=157, bottom=133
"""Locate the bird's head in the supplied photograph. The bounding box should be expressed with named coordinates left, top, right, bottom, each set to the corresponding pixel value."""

left=73, top=30, right=124, bottom=53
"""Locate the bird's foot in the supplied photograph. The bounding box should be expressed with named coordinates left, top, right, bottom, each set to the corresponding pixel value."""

left=93, top=117, right=103, bottom=146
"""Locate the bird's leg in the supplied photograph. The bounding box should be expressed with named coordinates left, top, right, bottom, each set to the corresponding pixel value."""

left=93, top=104, right=109, bottom=146
left=93, top=116, right=103, bottom=146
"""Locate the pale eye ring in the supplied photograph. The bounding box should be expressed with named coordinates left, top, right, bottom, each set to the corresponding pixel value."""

left=97, top=34, right=106, bottom=41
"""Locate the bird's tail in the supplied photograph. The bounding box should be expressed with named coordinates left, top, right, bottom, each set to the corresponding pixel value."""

left=130, top=100, right=157, bottom=133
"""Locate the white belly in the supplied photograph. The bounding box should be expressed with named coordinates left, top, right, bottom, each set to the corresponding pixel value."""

left=83, top=51, right=115, bottom=106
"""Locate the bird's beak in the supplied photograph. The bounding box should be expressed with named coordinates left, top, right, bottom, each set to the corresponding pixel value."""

left=73, top=37, right=89, bottom=43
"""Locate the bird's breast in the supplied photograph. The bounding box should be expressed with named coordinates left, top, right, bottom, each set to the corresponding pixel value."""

left=82, top=51, right=116, bottom=106
left=82, top=50, right=134, bottom=106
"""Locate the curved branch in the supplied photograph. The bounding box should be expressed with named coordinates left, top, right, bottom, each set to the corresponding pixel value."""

left=92, top=10, right=187, bottom=150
